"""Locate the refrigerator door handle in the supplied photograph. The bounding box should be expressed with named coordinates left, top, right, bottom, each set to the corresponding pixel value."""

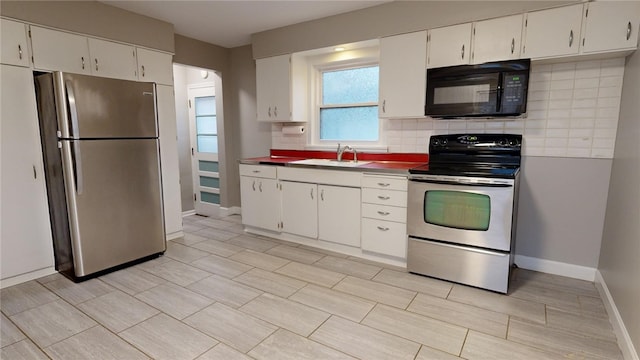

left=65, top=81, right=84, bottom=194
left=65, top=81, right=81, bottom=139
left=71, top=140, right=84, bottom=195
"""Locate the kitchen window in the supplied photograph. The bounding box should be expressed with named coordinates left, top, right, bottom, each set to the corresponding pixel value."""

left=318, top=65, right=379, bottom=142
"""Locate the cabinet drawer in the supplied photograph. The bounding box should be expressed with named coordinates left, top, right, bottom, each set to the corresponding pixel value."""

left=362, top=174, right=407, bottom=191
left=362, top=188, right=407, bottom=207
left=362, top=203, right=406, bottom=223
left=239, top=164, right=277, bottom=179
left=361, top=218, right=407, bottom=259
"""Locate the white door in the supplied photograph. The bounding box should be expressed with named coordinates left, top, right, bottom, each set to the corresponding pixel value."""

left=188, top=85, right=220, bottom=216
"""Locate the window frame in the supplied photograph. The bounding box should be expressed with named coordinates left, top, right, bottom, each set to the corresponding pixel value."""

left=304, top=47, right=386, bottom=150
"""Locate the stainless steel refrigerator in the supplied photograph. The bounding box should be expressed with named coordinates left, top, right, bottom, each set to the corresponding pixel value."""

left=35, top=72, right=166, bottom=281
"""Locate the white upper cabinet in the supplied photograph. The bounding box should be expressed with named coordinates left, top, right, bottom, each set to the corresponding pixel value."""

left=581, top=1, right=640, bottom=55
left=379, top=31, right=427, bottom=118
left=522, top=4, right=584, bottom=60
left=30, top=26, right=91, bottom=74
left=256, top=54, right=292, bottom=122
left=472, top=15, right=523, bottom=64
left=1, top=19, right=30, bottom=67
left=88, top=38, right=137, bottom=81
left=427, top=23, right=473, bottom=68
left=136, top=48, right=173, bottom=85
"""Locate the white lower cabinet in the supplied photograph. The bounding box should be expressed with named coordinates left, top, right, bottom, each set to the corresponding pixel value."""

left=281, top=181, right=318, bottom=238
left=1, top=65, right=54, bottom=280
left=240, top=165, right=280, bottom=232
left=361, top=174, right=408, bottom=260
left=318, top=185, right=361, bottom=247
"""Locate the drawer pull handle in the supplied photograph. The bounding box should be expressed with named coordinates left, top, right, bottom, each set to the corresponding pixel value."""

left=252, top=170, right=260, bottom=173
left=377, top=182, right=390, bottom=187
left=378, top=195, right=390, bottom=200
left=18, top=44, right=23, bottom=60
left=377, top=211, right=390, bottom=216
left=377, top=226, right=389, bottom=231
left=252, top=180, right=256, bottom=191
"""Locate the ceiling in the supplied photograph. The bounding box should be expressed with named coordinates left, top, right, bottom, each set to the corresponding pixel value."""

left=101, top=1, right=390, bottom=49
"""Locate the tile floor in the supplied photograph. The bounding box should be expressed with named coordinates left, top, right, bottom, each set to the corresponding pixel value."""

left=0, top=214, right=623, bottom=360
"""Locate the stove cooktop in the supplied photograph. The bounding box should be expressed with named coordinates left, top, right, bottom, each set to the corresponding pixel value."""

left=410, top=133, right=523, bottom=179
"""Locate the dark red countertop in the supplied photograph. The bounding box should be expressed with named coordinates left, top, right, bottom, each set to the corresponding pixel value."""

left=241, top=149, right=428, bottom=173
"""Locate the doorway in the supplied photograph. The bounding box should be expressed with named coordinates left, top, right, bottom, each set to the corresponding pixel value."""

left=188, top=84, right=220, bottom=216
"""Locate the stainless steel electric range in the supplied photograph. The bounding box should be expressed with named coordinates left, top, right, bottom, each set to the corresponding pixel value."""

left=407, top=133, right=522, bottom=293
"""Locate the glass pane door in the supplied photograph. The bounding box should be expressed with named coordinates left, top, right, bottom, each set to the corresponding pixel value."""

left=189, top=85, right=221, bottom=216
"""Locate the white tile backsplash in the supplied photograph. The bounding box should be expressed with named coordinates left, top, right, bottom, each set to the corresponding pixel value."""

left=271, top=58, right=625, bottom=158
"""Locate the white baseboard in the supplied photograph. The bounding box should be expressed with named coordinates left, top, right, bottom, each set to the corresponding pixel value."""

left=595, top=270, right=639, bottom=360
left=514, top=255, right=596, bottom=281
left=0, top=267, right=56, bottom=289
left=166, top=230, right=184, bottom=241
left=220, top=206, right=241, bottom=216
left=182, top=210, right=196, bottom=217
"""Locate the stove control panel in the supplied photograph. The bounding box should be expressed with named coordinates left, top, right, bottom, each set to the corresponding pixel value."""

left=430, top=134, right=522, bottom=152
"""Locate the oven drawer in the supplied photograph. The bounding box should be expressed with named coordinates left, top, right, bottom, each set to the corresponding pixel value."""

left=407, top=237, right=511, bottom=293
left=362, top=203, right=406, bottom=223
left=362, top=175, right=407, bottom=191
left=362, top=188, right=407, bottom=207
left=362, top=219, right=407, bottom=259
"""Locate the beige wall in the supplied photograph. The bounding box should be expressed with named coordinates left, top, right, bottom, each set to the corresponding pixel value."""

left=174, top=35, right=229, bottom=74
left=0, top=1, right=174, bottom=52
left=251, top=1, right=574, bottom=58
left=516, top=157, right=612, bottom=267
left=599, top=48, right=640, bottom=354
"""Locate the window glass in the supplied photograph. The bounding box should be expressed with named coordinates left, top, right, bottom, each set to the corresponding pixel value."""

left=319, top=65, right=379, bottom=142
left=424, top=190, right=491, bottom=231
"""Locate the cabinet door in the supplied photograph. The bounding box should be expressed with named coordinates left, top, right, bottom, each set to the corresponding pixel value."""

left=1, top=65, right=54, bottom=280
left=256, top=54, right=291, bottom=122
left=30, top=26, right=91, bottom=74
left=240, top=176, right=280, bottom=232
left=472, top=14, right=523, bottom=64
left=318, top=185, right=360, bottom=247
left=522, top=4, right=583, bottom=59
left=379, top=31, right=427, bottom=118
left=88, top=38, right=137, bottom=81
left=137, top=48, right=173, bottom=85
left=1, top=19, right=29, bottom=67
left=156, top=85, right=183, bottom=238
left=581, top=2, right=640, bottom=54
left=281, top=181, right=318, bottom=238
left=427, top=23, right=472, bottom=68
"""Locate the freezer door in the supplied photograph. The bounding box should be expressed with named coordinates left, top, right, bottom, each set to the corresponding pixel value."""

left=61, top=138, right=165, bottom=276
left=57, top=72, right=157, bottom=139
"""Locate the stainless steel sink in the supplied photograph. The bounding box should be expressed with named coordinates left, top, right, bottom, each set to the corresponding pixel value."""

left=290, top=158, right=370, bottom=167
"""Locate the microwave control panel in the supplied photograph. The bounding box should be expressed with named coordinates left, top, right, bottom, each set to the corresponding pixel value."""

left=502, top=72, right=528, bottom=108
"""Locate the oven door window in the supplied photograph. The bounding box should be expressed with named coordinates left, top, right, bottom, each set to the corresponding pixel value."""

left=424, top=190, right=490, bottom=231
left=425, top=73, right=500, bottom=117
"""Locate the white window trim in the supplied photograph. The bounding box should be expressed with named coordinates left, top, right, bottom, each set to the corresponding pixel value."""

left=303, top=47, right=387, bottom=151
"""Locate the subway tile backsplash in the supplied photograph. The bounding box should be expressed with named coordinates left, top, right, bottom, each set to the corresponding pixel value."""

left=272, top=57, right=625, bottom=159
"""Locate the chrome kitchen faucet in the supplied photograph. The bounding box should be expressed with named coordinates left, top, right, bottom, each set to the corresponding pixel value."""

left=337, top=143, right=357, bottom=162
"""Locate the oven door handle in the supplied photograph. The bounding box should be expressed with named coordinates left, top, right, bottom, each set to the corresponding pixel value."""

left=408, top=178, right=513, bottom=188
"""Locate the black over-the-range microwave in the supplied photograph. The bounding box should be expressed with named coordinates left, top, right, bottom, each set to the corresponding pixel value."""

left=425, top=59, right=531, bottom=118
